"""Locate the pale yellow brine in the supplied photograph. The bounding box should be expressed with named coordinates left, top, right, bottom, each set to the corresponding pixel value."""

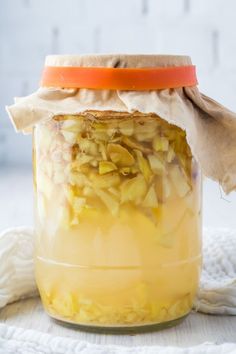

left=34, top=112, right=201, bottom=328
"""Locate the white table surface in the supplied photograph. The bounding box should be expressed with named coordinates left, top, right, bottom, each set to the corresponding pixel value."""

left=0, top=167, right=236, bottom=347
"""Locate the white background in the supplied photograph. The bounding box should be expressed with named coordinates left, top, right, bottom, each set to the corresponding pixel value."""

left=1, top=0, right=236, bottom=228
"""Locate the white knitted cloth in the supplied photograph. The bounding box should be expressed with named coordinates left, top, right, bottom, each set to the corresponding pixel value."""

left=0, top=227, right=236, bottom=353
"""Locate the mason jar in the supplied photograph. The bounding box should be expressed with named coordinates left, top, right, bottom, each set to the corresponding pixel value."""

left=5, top=54, right=204, bottom=332
left=8, top=54, right=236, bottom=332
left=33, top=108, right=202, bottom=332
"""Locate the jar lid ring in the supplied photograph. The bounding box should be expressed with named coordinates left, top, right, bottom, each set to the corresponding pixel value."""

left=41, top=65, right=198, bottom=90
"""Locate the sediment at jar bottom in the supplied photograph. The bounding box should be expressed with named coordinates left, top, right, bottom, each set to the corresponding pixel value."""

left=35, top=256, right=200, bottom=326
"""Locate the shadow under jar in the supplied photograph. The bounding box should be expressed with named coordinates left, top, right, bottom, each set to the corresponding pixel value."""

left=33, top=111, right=202, bottom=332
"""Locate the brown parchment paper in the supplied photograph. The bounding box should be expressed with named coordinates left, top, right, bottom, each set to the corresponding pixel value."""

left=6, top=54, right=236, bottom=194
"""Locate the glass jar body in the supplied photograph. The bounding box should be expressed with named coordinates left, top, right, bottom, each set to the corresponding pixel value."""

left=33, top=111, right=202, bottom=332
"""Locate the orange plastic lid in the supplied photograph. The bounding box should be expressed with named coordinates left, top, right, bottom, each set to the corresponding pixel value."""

left=41, top=65, right=197, bottom=90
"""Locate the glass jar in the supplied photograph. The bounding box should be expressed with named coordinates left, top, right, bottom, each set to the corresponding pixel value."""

left=33, top=110, right=202, bottom=332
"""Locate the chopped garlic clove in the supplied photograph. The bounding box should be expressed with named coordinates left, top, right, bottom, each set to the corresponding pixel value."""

left=143, top=184, right=158, bottom=208
left=107, top=143, right=135, bottom=167
left=164, top=128, right=179, bottom=141
left=79, top=139, right=98, bottom=155
left=91, top=172, right=121, bottom=189
left=167, top=146, right=175, bottom=163
left=69, top=172, right=90, bottom=187
left=155, top=177, right=171, bottom=203
left=90, top=159, right=98, bottom=167
left=74, top=155, right=94, bottom=166
left=152, top=136, right=169, bottom=152
left=134, top=120, right=158, bottom=141
left=108, top=187, right=120, bottom=198
left=99, top=161, right=117, bottom=174
left=94, top=188, right=119, bottom=216
left=92, top=124, right=110, bottom=141
left=169, top=165, right=191, bottom=197
left=121, top=174, right=147, bottom=204
left=119, top=167, right=131, bottom=175
left=122, top=136, right=152, bottom=154
left=135, top=131, right=157, bottom=142
left=130, top=165, right=139, bottom=174
left=98, top=142, right=107, bottom=160
left=147, top=155, right=165, bottom=174
left=135, top=120, right=158, bottom=133
left=51, top=292, right=78, bottom=317
left=135, top=149, right=152, bottom=182
left=119, top=120, right=134, bottom=136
